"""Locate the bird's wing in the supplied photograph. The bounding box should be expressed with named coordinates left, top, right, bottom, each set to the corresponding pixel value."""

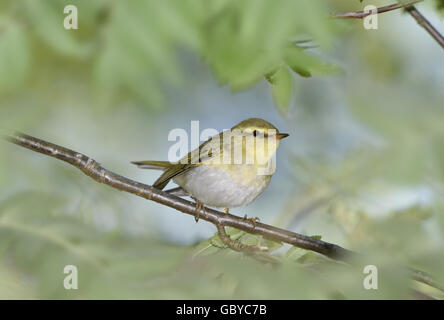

left=151, top=132, right=225, bottom=190
left=131, top=160, right=172, bottom=170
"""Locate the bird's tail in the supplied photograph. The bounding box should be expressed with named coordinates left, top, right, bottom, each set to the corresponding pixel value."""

left=131, top=160, right=172, bottom=170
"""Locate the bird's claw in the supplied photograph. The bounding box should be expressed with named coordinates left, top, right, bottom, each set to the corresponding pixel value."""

left=243, top=214, right=260, bottom=228
left=194, top=200, right=204, bottom=222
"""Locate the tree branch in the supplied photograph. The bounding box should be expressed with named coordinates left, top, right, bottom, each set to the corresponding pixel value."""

left=405, top=5, right=444, bottom=50
left=4, top=132, right=444, bottom=293
left=332, top=1, right=444, bottom=51
left=331, top=0, right=422, bottom=19
left=5, top=132, right=352, bottom=260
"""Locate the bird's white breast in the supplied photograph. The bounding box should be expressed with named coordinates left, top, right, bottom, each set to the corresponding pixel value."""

left=173, top=164, right=272, bottom=208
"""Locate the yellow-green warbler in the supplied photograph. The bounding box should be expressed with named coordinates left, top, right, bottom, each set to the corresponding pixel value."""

left=132, top=118, right=288, bottom=215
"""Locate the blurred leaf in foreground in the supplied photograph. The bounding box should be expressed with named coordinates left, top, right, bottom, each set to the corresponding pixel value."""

left=0, top=17, right=29, bottom=95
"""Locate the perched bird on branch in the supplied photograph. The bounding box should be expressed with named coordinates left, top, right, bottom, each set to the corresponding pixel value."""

left=132, top=118, right=289, bottom=217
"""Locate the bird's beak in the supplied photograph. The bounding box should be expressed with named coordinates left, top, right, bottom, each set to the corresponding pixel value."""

left=277, top=133, right=289, bottom=140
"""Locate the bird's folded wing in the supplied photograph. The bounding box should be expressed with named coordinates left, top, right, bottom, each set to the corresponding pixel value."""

left=152, top=132, right=224, bottom=190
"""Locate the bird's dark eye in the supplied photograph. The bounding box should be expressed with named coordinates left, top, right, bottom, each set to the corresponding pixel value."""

left=253, top=130, right=258, bottom=137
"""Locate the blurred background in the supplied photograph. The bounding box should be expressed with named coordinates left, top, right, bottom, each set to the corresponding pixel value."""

left=0, top=0, right=444, bottom=299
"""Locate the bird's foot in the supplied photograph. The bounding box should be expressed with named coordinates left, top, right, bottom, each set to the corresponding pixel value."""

left=243, top=214, right=260, bottom=229
left=193, top=199, right=204, bottom=223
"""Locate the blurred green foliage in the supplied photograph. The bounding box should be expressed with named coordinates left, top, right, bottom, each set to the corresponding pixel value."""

left=434, top=0, right=444, bottom=11
left=1, top=0, right=444, bottom=299
left=0, top=0, right=342, bottom=110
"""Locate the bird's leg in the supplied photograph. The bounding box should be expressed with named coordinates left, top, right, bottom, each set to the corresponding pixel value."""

left=243, top=214, right=260, bottom=229
left=192, top=197, right=204, bottom=223
left=167, top=188, right=204, bottom=222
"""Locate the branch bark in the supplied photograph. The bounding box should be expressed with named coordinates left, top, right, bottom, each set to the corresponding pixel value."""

left=332, top=0, right=444, bottom=51
left=4, top=132, right=444, bottom=293
left=5, top=132, right=352, bottom=260
left=331, top=0, right=422, bottom=19
left=405, top=5, right=444, bottom=49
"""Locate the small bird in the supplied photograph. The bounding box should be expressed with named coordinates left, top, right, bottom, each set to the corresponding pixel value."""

left=132, top=118, right=288, bottom=218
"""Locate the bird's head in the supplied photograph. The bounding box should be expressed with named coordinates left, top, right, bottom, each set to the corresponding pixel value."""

left=230, top=118, right=289, bottom=165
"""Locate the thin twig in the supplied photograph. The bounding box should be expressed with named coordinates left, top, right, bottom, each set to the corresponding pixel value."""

left=4, top=132, right=443, bottom=293
left=405, top=5, right=444, bottom=49
left=332, top=0, right=444, bottom=51
left=331, top=0, right=422, bottom=19
left=216, top=223, right=267, bottom=252
left=410, top=268, right=444, bottom=293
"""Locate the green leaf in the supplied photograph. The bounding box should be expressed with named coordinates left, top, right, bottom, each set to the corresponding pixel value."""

left=285, top=47, right=341, bottom=76
left=209, top=228, right=246, bottom=249
left=210, top=233, right=227, bottom=248
left=290, top=66, right=311, bottom=78
left=207, top=228, right=282, bottom=252
left=262, top=239, right=283, bottom=252
left=203, top=0, right=339, bottom=90
left=0, top=18, right=29, bottom=95
left=296, top=251, right=320, bottom=264
left=24, top=0, right=91, bottom=58
left=392, top=205, right=433, bottom=222
left=285, top=246, right=308, bottom=261
left=193, top=239, right=221, bottom=256
left=435, top=0, right=444, bottom=11
left=226, top=227, right=245, bottom=239
left=268, top=66, right=292, bottom=113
